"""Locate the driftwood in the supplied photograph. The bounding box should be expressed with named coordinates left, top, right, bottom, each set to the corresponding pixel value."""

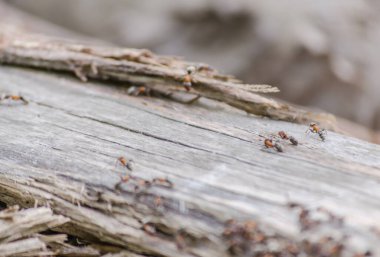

left=0, top=64, right=379, bottom=256
left=0, top=31, right=336, bottom=130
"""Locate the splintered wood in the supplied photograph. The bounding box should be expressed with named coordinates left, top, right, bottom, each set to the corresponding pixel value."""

left=0, top=31, right=336, bottom=129
left=0, top=206, right=68, bottom=256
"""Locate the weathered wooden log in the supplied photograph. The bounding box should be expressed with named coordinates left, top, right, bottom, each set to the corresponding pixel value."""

left=0, top=4, right=378, bottom=256
left=0, top=65, right=379, bottom=257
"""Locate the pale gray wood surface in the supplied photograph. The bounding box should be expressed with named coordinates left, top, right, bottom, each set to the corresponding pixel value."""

left=0, top=66, right=379, bottom=256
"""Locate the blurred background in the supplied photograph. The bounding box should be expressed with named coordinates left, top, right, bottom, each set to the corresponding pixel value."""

left=2, top=0, right=380, bottom=141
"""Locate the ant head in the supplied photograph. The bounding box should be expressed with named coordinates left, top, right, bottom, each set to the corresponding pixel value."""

left=186, top=66, right=196, bottom=74
left=309, top=122, right=317, bottom=127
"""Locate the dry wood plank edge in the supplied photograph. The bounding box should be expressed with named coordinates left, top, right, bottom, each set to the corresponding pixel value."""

left=0, top=30, right=337, bottom=130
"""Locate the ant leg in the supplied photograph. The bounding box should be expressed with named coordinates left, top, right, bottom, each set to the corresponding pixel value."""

left=19, top=96, right=28, bottom=104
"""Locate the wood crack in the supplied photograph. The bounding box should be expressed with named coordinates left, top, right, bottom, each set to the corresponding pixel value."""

left=34, top=101, right=267, bottom=170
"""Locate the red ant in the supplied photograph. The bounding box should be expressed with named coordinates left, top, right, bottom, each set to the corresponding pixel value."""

left=154, top=196, right=163, bottom=208
left=118, top=157, right=134, bottom=171
left=127, top=86, right=151, bottom=96
left=278, top=131, right=298, bottom=145
left=306, top=122, right=327, bottom=141
left=182, top=66, right=195, bottom=91
left=114, top=157, right=134, bottom=190
left=0, top=94, right=28, bottom=104
left=152, top=177, right=173, bottom=188
left=264, top=138, right=283, bottom=152
left=175, top=229, right=187, bottom=250
left=131, top=179, right=152, bottom=194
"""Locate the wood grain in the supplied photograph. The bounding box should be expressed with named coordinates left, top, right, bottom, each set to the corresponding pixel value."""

left=0, top=66, right=379, bottom=256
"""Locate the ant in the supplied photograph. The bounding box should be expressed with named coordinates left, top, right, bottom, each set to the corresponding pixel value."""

left=118, top=157, right=134, bottom=172
left=278, top=131, right=298, bottom=145
left=114, top=174, right=132, bottom=191
left=264, top=138, right=283, bottom=152
left=152, top=177, right=173, bottom=188
left=132, top=179, right=152, bottom=194
left=127, top=86, right=151, bottom=96
left=114, top=157, right=134, bottom=190
left=120, top=174, right=130, bottom=183
left=0, top=94, right=28, bottom=104
left=175, top=229, right=187, bottom=250
left=181, top=66, right=202, bottom=104
left=306, top=122, right=327, bottom=141
left=182, top=66, right=196, bottom=91
left=154, top=196, right=163, bottom=208
left=137, top=179, right=152, bottom=188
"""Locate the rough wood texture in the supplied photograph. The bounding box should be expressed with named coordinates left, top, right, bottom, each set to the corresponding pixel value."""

left=0, top=66, right=379, bottom=256
left=0, top=205, right=69, bottom=256
left=0, top=31, right=337, bottom=130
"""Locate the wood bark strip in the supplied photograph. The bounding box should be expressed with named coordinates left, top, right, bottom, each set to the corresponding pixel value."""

left=0, top=30, right=336, bottom=129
